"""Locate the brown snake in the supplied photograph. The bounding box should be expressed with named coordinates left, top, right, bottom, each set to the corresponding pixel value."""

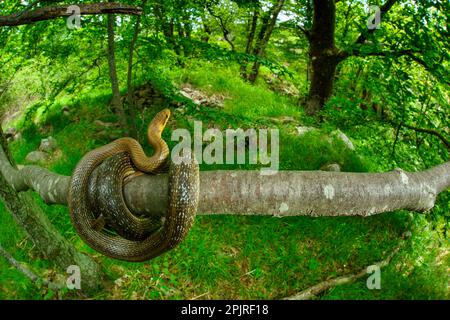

left=68, top=109, right=199, bottom=262
left=87, top=152, right=161, bottom=240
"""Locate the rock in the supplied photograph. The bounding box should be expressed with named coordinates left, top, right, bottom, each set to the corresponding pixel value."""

left=38, top=124, right=53, bottom=135
left=94, top=120, right=117, bottom=128
left=39, top=136, right=58, bottom=153
left=61, top=105, right=70, bottom=116
left=13, top=132, right=22, bottom=141
left=270, top=116, right=297, bottom=124
left=320, top=163, right=341, bottom=172
left=5, top=127, right=17, bottom=139
left=179, top=84, right=225, bottom=108
left=5, top=128, right=21, bottom=142
left=332, top=129, right=355, bottom=150
left=25, top=151, right=49, bottom=163
left=296, top=126, right=317, bottom=136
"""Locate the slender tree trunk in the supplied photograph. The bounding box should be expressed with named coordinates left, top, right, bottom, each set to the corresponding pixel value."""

left=0, top=128, right=104, bottom=293
left=153, top=2, right=179, bottom=56
left=107, top=10, right=129, bottom=135
left=201, top=20, right=212, bottom=43
left=247, top=0, right=285, bottom=84
left=304, top=0, right=344, bottom=116
left=126, top=0, right=147, bottom=139
left=207, top=7, right=235, bottom=51
left=240, top=8, right=259, bottom=79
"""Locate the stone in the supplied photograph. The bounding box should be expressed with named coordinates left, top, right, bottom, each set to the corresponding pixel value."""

left=6, top=132, right=22, bottom=142
left=25, top=151, right=49, bottom=163
left=5, top=127, right=17, bottom=138
left=39, top=136, right=58, bottom=153
left=61, top=105, right=70, bottom=116
left=5, top=129, right=21, bottom=142
left=332, top=129, right=355, bottom=150
left=179, top=84, right=224, bottom=108
left=13, top=132, right=22, bottom=141
left=296, top=126, right=317, bottom=136
left=320, top=163, right=341, bottom=172
left=270, top=116, right=297, bottom=124
left=94, top=120, right=117, bottom=128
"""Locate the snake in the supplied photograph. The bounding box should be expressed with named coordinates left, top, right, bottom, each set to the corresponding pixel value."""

left=68, top=109, right=199, bottom=262
left=87, top=152, right=161, bottom=240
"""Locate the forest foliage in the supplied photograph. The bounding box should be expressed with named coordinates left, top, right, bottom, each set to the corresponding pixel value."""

left=0, top=0, right=448, bottom=299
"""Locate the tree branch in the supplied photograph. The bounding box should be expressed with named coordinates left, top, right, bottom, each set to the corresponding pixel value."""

left=353, top=0, right=398, bottom=45
left=206, top=6, right=235, bottom=51
left=297, top=25, right=311, bottom=41
left=351, top=49, right=422, bottom=58
left=1, top=145, right=449, bottom=219
left=400, top=123, right=450, bottom=150
left=0, top=2, right=142, bottom=27
left=346, top=48, right=450, bottom=85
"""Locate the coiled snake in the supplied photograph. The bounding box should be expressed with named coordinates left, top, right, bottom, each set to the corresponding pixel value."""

left=68, top=109, right=199, bottom=262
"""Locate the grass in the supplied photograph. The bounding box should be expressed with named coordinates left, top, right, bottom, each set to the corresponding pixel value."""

left=0, top=60, right=448, bottom=300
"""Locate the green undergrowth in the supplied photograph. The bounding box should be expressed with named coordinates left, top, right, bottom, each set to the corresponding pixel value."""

left=0, top=62, right=448, bottom=300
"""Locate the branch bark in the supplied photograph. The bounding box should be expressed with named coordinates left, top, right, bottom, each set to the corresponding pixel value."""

left=1, top=145, right=449, bottom=219
left=0, top=131, right=103, bottom=293
left=0, top=3, right=142, bottom=27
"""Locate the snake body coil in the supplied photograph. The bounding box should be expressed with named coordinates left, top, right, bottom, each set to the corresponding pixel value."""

left=87, top=152, right=160, bottom=240
left=68, top=109, right=199, bottom=261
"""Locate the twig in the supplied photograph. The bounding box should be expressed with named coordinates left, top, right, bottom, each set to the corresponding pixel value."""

left=402, top=123, right=450, bottom=150
left=391, top=121, right=402, bottom=159
left=0, top=244, right=63, bottom=291
left=284, top=234, right=407, bottom=300
left=191, top=292, right=210, bottom=300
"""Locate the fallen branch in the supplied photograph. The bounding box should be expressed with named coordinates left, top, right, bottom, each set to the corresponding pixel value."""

left=284, top=232, right=407, bottom=300
left=0, top=244, right=62, bottom=291
left=1, top=145, right=449, bottom=219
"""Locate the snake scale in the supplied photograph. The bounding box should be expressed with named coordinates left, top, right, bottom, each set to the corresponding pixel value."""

left=68, top=109, right=199, bottom=262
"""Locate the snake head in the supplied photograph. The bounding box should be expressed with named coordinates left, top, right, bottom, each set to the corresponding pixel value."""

left=148, top=108, right=171, bottom=136
left=159, top=108, right=171, bottom=127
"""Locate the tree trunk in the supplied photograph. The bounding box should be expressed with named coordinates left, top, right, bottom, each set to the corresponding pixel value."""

left=304, top=0, right=343, bottom=116
left=247, top=0, right=285, bottom=84
left=240, top=8, right=260, bottom=79
left=107, top=10, right=129, bottom=135
left=0, top=129, right=104, bottom=293
left=201, top=21, right=212, bottom=43
left=302, top=0, right=400, bottom=116
left=126, top=0, right=147, bottom=140
left=206, top=7, right=235, bottom=51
